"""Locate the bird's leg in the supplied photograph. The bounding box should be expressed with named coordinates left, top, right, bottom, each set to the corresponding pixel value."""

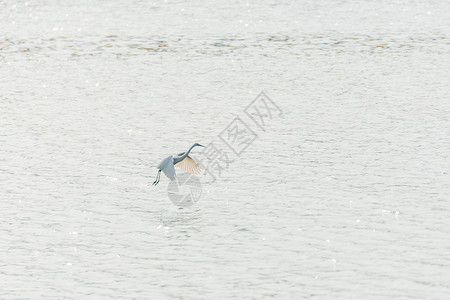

left=152, top=170, right=161, bottom=185
left=152, top=170, right=161, bottom=186
left=157, top=171, right=161, bottom=184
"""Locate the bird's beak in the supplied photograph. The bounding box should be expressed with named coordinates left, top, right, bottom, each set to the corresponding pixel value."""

left=198, top=144, right=205, bottom=147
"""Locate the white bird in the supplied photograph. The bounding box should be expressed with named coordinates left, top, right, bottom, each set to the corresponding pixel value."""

left=152, top=143, right=205, bottom=186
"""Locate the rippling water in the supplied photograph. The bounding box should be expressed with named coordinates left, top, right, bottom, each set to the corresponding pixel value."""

left=1, top=0, right=450, bottom=298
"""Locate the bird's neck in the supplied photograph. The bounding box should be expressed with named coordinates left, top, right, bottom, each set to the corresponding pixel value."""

left=179, top=144, right=197, bottom=161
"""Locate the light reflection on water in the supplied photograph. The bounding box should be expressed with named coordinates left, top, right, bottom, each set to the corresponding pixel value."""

left=1, top=0, right=450, bottom=298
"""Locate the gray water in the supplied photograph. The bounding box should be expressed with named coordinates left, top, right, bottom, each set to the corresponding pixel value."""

left=1, top=0, right=450, bottom=298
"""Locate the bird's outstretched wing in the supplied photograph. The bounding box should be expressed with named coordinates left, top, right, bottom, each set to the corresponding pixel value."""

left=161, top=156, right=176, bottom=180
left=175, top=155, right=202, bottom=174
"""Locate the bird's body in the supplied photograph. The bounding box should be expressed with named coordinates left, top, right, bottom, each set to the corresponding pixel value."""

left=152, top=143, right=204, bottom=186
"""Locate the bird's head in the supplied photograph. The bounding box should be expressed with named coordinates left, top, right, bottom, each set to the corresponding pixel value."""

left=194, top=143, right=205, bottom=148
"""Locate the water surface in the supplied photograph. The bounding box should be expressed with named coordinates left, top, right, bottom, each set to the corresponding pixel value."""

left=1, top=0, right=450, bottom=298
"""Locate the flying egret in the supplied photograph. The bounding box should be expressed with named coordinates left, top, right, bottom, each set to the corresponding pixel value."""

left=152, top=143, right=205, bottom=186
